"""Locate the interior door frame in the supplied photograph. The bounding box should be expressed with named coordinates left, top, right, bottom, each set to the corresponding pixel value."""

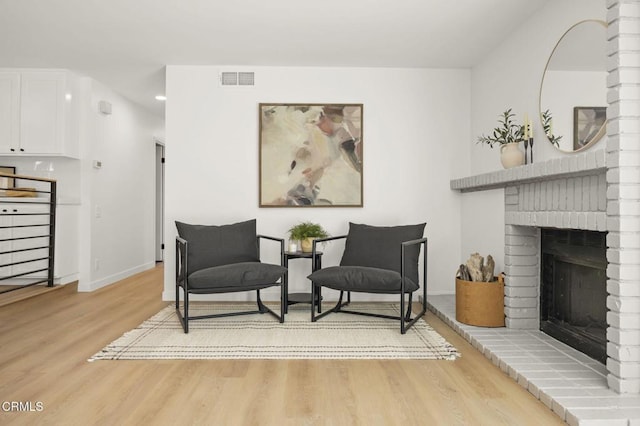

left=155, top=139, right=165, bottom=262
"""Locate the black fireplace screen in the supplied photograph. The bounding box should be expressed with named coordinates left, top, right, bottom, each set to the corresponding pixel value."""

left=540, top=228, right=608, bottom=364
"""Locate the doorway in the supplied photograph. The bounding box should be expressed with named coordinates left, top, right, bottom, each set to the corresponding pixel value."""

left=155, top=141, right=165, bottom=262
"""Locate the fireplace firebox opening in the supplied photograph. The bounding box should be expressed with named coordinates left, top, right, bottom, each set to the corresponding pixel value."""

left=540, top=228, right=608, bottom=364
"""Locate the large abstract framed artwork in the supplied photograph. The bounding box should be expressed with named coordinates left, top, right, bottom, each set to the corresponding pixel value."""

left=259, top=103, right=363, bottom=207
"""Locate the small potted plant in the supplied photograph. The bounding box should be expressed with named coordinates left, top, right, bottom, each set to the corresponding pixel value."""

left=288, top=222, right=329, bottom=253
left=477, top=109, right=526, bottom=169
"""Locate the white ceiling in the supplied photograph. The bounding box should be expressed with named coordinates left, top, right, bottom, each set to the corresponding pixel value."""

left=0, top=0, right=550, bottom=118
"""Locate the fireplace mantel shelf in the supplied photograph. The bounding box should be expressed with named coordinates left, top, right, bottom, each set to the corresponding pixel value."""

left=450, top=149, right=606, bottom=193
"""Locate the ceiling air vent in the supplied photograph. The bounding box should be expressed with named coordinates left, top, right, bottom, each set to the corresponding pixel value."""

left=220, top=71, right=255, bottom=86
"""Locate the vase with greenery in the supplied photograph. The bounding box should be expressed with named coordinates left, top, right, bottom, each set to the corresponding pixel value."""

left=477, top=108, right=526, bottom=168
left=288, top=222, right=329, bottom=252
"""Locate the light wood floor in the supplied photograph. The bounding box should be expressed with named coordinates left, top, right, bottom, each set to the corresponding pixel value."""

left=0, top=265, right=564, bottom=425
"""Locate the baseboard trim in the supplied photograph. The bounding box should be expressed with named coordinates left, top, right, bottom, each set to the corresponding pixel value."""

left=80, top=262, right=156, bottom=292
left=56, top=273, right=79, bottom=285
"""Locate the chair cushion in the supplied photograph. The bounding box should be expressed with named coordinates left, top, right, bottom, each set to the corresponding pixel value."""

left=187, top=262, right=286, bottom=292
left=308, top=266, right=418, bottom=294
left=176, top=219, right=259, bottom=274
left=340, top=222, right=426, bottom=284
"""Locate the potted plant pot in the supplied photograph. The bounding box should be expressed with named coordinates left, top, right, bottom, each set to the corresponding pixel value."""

left=300, top=237, right=315, bottom=253
left=500, top=142, right=525, bottom=169
left=288, top=222, right=329, bottom=253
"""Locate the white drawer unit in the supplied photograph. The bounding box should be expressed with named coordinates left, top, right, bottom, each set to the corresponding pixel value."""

left=0, top=202, right=53, bottom=283
left=0, top=174, right=57, bottom=292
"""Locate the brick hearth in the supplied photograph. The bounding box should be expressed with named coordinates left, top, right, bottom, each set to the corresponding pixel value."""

left=428, top=295, right=640, bottom=425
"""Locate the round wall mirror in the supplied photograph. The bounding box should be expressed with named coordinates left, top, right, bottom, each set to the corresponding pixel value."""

left=539, top=20, right=607, bottom=153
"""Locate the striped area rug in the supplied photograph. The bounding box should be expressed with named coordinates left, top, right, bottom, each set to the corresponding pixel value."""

left=89, top=303, right=460, bottom=361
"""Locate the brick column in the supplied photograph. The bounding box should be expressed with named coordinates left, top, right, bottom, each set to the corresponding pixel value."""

left=504, top=214, right=540, bottom=329
left=605, top=0, right=640, bottom=394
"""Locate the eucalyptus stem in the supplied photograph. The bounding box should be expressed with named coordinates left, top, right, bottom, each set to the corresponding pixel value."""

left=477, top=108, right=526, bottom=148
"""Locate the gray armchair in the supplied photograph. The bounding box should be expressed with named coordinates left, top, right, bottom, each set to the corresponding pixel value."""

left=307, top=222, right=427, bottom=334
left=175, top=219, right=287, bottom=333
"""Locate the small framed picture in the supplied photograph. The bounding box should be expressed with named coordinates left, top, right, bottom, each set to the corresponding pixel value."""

left=0, top=166, right=16, bottom=194
left=573, top=106, right=607, bottom=150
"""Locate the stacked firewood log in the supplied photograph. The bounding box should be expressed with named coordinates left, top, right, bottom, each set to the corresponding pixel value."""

left=456, top=253, right=495, bottom=282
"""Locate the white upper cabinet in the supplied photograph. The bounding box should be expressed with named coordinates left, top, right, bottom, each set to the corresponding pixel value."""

left=0, top=69, right=80, bottom=158
left=20, top=71, right=67, bottom=155
left=0, top=72, right=20, bottom=153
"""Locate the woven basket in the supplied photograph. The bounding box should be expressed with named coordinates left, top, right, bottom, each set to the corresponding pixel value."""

left=455, top=278, right=505, bottom=327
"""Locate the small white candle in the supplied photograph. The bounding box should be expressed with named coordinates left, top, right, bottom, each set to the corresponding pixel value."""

left=289, top=242, right=298, bottom=252
left=529, top=119, right=534, bottom=138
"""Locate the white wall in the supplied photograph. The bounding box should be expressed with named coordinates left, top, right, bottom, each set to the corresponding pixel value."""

left=164, top=65, right=470, bottom=300
left=462, top=0, right=606, bottom=276
left=78, top=80, right=163, bottom=291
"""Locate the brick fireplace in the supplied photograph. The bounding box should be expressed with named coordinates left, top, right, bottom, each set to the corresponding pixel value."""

left=449, top=0, right=640, bottom=396
left=443, top=148, right=640, bottom=421
left=500, top=163, right=610, bottom=358
left=450, top=146, right=638, bottom=398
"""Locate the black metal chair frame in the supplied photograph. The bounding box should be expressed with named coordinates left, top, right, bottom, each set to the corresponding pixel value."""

left=310, top=235, right=428, bottom=334
left=175, top=234, right=287, bottom=333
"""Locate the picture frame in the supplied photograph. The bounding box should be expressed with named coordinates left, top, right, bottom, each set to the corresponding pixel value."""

left=573, top=106, right=607, bottom=150
left=259, top=103, right=363, bottom=207
left=0, top=166, right=16, bottom=195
